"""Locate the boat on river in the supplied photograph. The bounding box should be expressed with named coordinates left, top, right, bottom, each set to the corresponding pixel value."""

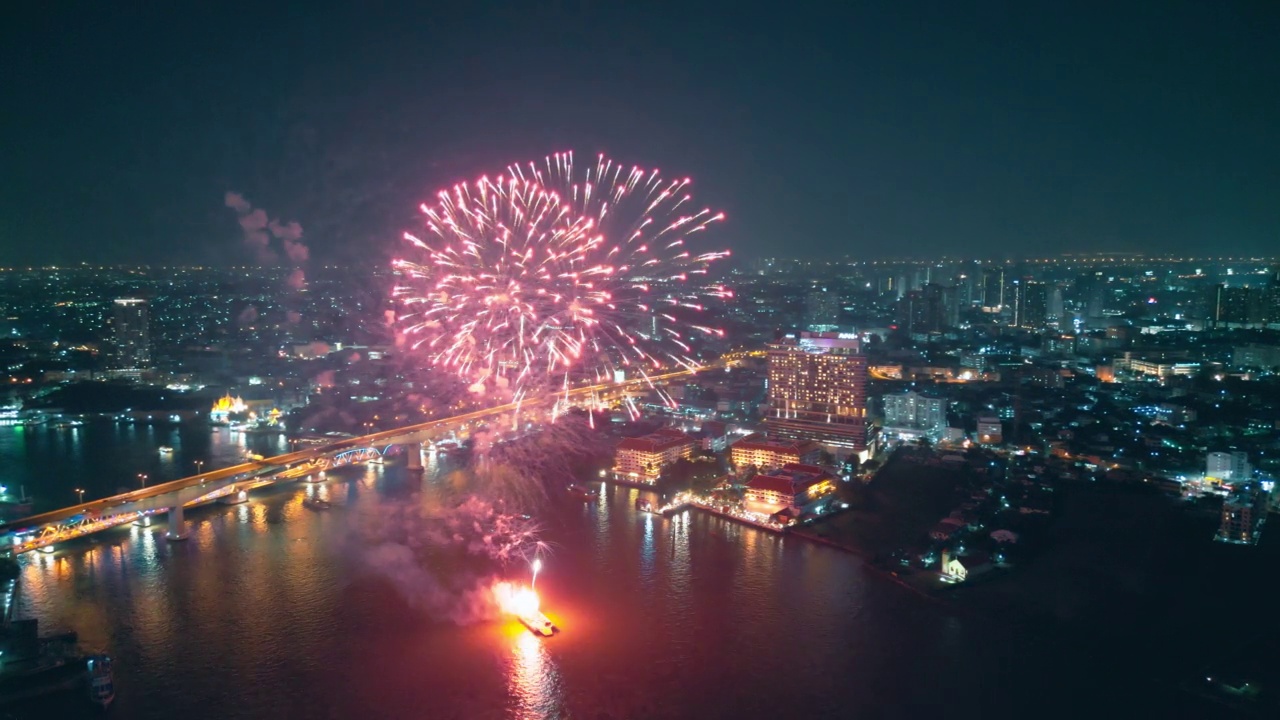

left=518, top=610, right=558, bottom=637
left=86, top=654, right=115, bottom=708
left=567, top=483, right=598, bottom=501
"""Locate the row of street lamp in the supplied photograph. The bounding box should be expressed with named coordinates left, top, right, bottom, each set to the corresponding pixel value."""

left=75, top=459, right=209, bottom=505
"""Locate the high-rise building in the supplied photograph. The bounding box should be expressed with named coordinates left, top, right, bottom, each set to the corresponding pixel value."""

left=899, top=284, right=957, bottom=334
left=1080, top=272, right=1108, bottom=324
left=1047, top=283, right=1065, bottom=323
left=1206, top=451, right=1252, bottom=482
left=922, top=282, right=958, bottom=331
left=896, top=290, right=926, bottom=333
left=766, top=332, right=868, bottom=451
left=881, top=390, right=947, bottom=441
left=955, top=271, right=978, bottom=308
left=112, top=298, right=151, bottom=369
left=1207, top=285, right=1255, bottom=326
left=1012, top=280, right=1047, bottom=329
left=981, top=268, right=1005, bottom=312
left=1216, top=484, right=1268, bottom=545
left=1269, top=269, right=1280, bottom=323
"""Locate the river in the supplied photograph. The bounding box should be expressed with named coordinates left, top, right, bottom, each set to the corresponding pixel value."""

left=1, top=419, right=1048, bottom=719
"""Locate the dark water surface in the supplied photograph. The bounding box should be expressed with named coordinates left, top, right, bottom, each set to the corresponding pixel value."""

left=1, top=420, right=289, bottom=513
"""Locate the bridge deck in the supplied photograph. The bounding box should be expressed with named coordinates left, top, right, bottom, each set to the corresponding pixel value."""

left=0, top=367, right=702, bottom=540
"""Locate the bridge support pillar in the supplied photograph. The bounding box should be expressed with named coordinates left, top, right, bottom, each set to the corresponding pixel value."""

left=405, top=442, right=423, bottom=473
left=166, top=503, right=189, bottom=541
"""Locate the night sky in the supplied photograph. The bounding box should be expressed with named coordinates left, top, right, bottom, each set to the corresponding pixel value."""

left=2, top=2, right=1277, bottom=266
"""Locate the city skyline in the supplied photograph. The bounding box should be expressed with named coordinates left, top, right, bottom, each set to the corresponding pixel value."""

left=2, top=4, right=1278, bottom=267
left=4, top=6, right=1280, bottom=717
left=4, top=245, right=1280, bottom=717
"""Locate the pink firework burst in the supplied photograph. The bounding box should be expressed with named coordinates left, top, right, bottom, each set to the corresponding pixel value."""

left=393, top=151, right=730, bottom=394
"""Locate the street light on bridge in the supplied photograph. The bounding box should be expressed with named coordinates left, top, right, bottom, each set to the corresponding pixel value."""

left=75, top=488, right=85, bottom=504
left=195, top=460, right=205, bottom=475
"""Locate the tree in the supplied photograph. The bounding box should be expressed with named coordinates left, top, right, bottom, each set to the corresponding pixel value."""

left=860, top=458, right=883, bottom=479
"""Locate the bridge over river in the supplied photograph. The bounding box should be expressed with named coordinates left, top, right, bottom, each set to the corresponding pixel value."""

left=0, top=367, right=704, bottom=554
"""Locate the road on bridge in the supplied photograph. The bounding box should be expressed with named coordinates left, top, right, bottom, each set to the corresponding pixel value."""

left=0, top=366, right=705, bottom=536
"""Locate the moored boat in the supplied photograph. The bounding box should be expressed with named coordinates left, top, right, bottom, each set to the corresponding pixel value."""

left=518, top=610, right=558, bottom=637
left=86, top=654, right=114, bottom=708
left=567, top=483, right=598, bottom=501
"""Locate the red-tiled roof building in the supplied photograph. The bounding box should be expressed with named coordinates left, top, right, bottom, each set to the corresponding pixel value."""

left=612, top=429, right=695, bottom=485
left=745, top=463, right=837, bottom=511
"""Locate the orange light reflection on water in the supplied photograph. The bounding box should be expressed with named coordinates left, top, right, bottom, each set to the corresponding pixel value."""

left=504, top=620, right=563, bottom=719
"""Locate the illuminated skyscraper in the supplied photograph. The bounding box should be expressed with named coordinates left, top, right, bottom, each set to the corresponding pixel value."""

left=896, top=290, right=926, bottom=332
left=112, top=297, right=151, bottom=369
left=1077, top=271, right=1108, bottom=325
left=922, top=282, right=958, bottom=331
left=1207, top=284, right=1255, bottom=327
left=897, top=283, right=957, bottom=334
left=1047, top=283, right=1065, bottom=322
left=1012, top=280, right=1047, bottom=328
left=766, top=332, right=868, bottom=451
left=981, top=268, right=1005, bottom=312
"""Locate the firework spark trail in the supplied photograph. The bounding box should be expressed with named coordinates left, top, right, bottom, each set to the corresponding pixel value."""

left=393, top=152, right=731, bottom=396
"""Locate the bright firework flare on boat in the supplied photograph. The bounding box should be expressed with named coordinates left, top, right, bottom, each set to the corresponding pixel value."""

left=393, top=152, right=731, bottom=399
left=494, top=581, right=557, bottom=637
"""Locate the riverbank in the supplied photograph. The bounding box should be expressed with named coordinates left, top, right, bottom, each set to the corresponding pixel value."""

left=798, top=452, right=964, bottom=561
left=658, top=493, right=786, bottom=532
left=615, top=481, right=944, bottom=601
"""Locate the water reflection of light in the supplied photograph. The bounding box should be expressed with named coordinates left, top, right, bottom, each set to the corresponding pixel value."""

left=82, top=545, right=101, bottom=570
left=134, top=524, right=159, bottom=565
left=304, top=481, right=335, bottom=503
left=590, top=485, right=618, bottom=566
left=640, top=512, right=655, bottom=582
left=667, top=510, right=692, bottom=611
left=249, top=501, right=269, bottom=528
left=194, top=516, right=217, bottom=549
left=507, top=629, right=563, bottom=719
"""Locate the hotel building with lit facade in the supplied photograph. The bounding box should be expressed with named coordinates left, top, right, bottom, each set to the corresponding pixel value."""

left=612, top=428, right=695, bottom=485
left=730, top=436, right=823, bottom=472
left=765, top=332, right=869, bottom=453
left=744, top=463, right=837, bottom=514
